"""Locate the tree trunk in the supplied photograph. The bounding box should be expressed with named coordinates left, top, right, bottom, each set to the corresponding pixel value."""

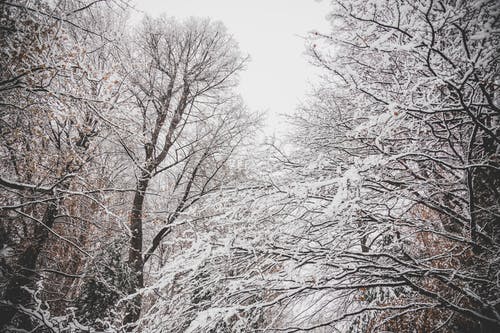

left=123, top=175, right=150, bottom=329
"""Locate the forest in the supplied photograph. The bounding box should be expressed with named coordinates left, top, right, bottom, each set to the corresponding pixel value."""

left=0, top=0, right=499, bottom=332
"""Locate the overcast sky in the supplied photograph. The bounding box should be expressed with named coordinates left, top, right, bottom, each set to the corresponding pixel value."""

left=132, top=0, right=331, bottom=136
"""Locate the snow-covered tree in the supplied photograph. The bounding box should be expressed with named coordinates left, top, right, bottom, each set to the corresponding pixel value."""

left=245, top=0, right=500, bottom=331
left=110, top=16, right=257, bottom=328
left=2, top=1, right=497, bottom=331
left=149, top=0, right=499, bottom=331
left=0, top=1, right=128, bottom=330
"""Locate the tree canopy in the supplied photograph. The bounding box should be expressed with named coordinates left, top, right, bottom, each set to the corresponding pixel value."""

left=0, top=0, right=498, bottom=332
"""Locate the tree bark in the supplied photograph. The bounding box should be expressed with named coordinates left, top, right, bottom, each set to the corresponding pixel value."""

left=123, top=175, right=149, bottom=328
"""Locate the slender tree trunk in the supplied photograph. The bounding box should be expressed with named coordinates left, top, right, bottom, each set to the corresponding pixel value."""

left=123, top=175, right=150, bottom=328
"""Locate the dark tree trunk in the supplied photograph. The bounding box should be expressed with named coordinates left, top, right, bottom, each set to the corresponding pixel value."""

left=123, top=176, right=150, bottom=329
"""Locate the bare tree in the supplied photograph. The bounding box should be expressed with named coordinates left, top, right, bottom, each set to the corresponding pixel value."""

left=250, top=0, right=500, bottom=331
left=142, top=1, right=499, bottom=331
left=0, top=1, right=128, bottom=330
left=114, top=16, right=250, bottom=327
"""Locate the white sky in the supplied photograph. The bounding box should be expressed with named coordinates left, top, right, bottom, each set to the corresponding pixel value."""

left=132, top=0, right=331, bottom=136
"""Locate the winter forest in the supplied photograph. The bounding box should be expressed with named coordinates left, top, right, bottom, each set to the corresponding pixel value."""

left=0, top=0, right=499, bottom=332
